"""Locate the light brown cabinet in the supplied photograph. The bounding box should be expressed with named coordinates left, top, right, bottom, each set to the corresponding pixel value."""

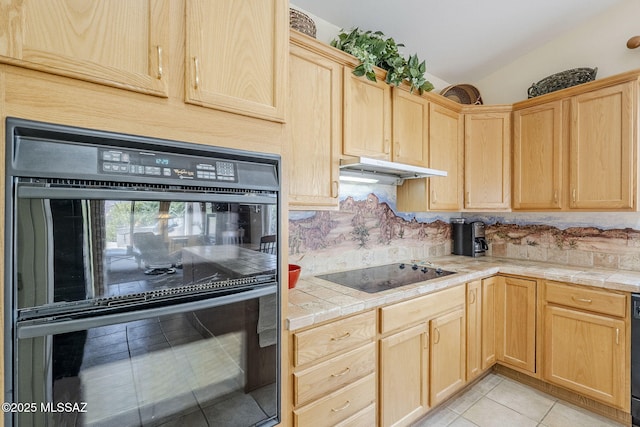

left=512, top=100, right=564, bottom=210
left=466, top=280, right=482, bottom=381
left=379, top=285, right=465, bottom=426
left=464, top=108, right=512, bottom=210
left=429, top=103, right=465, bottom=210
left=288, top=35, right=342, bottom=209
left=391, top=88, right=429, bottom=167
left=496, top=276, right=536, bottom=374
left=343, top=69, right=392, bottom=159
left=380, top=323, right=429, bottom=427
left=291, top=310, right=377, bottom=426
left=569, top=82, right=636, bottom=210
left=542, top=281, right=629, bottom=410
left=185, top=0, right=287, bottom=122
left=430, top=307, right=466, bottom=406
left=513, top=80, right=637, bottom=211
left=0, top=0, right=169, bottom=97
left=481, top=276, right=497, bottom=370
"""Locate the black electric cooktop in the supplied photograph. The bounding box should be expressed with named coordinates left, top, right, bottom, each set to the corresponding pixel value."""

left=317, top=263, right=456, bottom=294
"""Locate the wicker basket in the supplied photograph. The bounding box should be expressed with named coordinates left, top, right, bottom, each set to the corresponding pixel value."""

left=290, top=9, right=316, bottom=38
left=440, top=84, right=483, bottom=105
left=527, top=67, right=597, bottom=98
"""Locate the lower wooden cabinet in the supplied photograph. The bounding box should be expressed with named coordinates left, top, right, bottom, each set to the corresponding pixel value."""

left=380, top=323, right=429, bottom=427
left=481, top=277, right=497, bottom=369
left=496, top=275, right=536, bottom=373
left=430, top=307, right=466, bottom=405
left=291, top=311, right=377, bottom=426
left=466, top=280, right=482, bottom=380
left=379, top=285, right=466, bottom=426
left=542, top=281, right=629, bottom=411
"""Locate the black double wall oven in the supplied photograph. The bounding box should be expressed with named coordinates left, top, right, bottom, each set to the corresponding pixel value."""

left=4, top=118, right=281, bottom=426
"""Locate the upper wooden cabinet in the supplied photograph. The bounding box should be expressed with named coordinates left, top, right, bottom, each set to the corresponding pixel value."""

left=429, top=103, right=464, bottom=210
left=343, top=69, right=392, bottom=159
left=392, top=87, right=429, bottom=167
left=0, top=0, right=169, bottom=97
left=464, top=108, right=512, bottom=210
left=288, top=35, right=342, bottom=209
left=570, top=82, right=636, bottom=210
left=514, top=80, right=637, bottom=211
left=513, top=100, right=564, bottom=210
left=396, top=100, right=463, bottom=212
left=185, top=0, right=287, bottom=122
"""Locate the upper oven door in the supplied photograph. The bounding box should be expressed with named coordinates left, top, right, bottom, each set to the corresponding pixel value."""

left=13, top=182, right=278, bottom=317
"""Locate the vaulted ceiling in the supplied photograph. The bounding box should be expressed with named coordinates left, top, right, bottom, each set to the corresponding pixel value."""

left=292, top=0, right=625, bottom=84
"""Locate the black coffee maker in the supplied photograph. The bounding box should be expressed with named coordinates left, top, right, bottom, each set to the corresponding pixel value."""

left=451, top=219, right=488, bottom=257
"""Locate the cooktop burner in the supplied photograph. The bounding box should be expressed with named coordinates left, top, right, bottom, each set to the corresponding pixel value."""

left=317, top=263, right=456, bottom=294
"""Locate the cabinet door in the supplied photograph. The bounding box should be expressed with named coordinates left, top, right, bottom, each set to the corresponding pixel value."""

left=464, top=112, right=511, bottom=209
left=0, top=0, right=169, bottom=97
left=481, top=277, right=497, bottom=370
left=429, top=103, right=464, bottom=210
left=430, top=307, right=466, bottom=406
left=392, top=88, right=429, bottom=167
left=380, top=323, right=429, bottom=427
left=343, top=71, right=392, bottom=159
left=513, top=101, right=563, bottom=210
left=496, top=276, right=536, bottom=373
left=288, top=43, right=342, bottom=209
left=185, top=0, right=287, bottom=122
left=466, top=280, right=482, bottom=381
left=543, top=305, right=626, bottom=409
left=569, top=82, right=635, bottom=209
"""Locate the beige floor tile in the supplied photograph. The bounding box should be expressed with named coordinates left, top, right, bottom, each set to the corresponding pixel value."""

left=540, top=401, right=626, bottom=427
left=447, top=387, right=486, bottom=414
left=462, top=397, right=538, bottom=427
left=412, top=406, right=459, bottom=427
left=449, top=417, right=480, bottom=427
left=485, top=378, right=556, bottom=422
left=470, top=373, right=504, bottom=395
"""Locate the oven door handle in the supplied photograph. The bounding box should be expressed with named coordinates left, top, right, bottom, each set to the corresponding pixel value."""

left=16, top=185, right=277, bottom=204
left=16, top=285, right=277, bottom=339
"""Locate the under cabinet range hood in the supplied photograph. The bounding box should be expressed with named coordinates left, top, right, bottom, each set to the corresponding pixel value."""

left=339, top=156, right=447, bottom=185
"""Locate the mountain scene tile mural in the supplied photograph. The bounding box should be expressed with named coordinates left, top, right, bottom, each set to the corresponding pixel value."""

left=289, top=183, right=640, bottom=275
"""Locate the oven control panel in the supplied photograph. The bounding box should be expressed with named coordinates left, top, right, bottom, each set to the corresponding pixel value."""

left=99, top=149, right=237, bottom=183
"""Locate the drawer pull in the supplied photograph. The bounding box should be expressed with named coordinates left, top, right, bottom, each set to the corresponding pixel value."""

left=571, top=296, right=593, bottom=304
left=330, top=367, right=351, bottom=377
left=331, top=332, right=351, bottom=341
left=331, top=400, right=351, bottom=412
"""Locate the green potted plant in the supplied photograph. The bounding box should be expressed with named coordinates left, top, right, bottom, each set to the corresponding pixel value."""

left=331, top=28, right=434, bottom=94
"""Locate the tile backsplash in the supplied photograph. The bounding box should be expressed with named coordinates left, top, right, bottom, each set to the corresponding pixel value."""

left=289, top=184, right=640, bottom=275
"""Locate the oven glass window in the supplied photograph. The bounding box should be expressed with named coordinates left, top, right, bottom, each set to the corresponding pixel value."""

left=16, top=198, right=278, bottom=310
left=16, top=300, right=278, bottom=426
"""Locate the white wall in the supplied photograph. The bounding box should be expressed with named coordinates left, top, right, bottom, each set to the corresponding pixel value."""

left=475, top=0, right=640, bottom=104
left=290, top=4, right=452, bottom=92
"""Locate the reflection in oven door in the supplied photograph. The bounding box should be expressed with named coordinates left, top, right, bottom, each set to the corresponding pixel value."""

left=15, top=290, right=279, bottom=426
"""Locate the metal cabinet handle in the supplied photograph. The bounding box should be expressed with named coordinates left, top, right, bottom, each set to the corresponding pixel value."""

left=572, top=188, right=576, bottom=203
left=423, top=331, right=429, bottom=350
left=395, top=142, right=400, bottom=158
left=431, top=190, right=437, bottom=204
left=553, top=189, right=558, bottom=204
left=332, top=180, right=339, bottom=198
left=433, top=328, right=440, bottom=344
left=616, top=328, right=620, bottom=345
left=469, top=289, right=476, bottom=304
left=331, top=400, right=351, bottom=412
left=465, top=191, right=470, bottom=205
left=156, top=46, right=163, bottom=79
left=571, top=296, right=592, bottom=304
left=384, top=140, right=391, bottom=155
left=330, top=367, right=351, bottom=377
left=193, top=57, right=200, bottom=89
left=331, top=331, right=351, bottom=341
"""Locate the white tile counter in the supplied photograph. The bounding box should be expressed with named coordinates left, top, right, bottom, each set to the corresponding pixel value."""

left=286, top=255, right=640, bottom=331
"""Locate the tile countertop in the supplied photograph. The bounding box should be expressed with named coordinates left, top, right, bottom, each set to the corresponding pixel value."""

left=286, top=255, right=640, bottom=331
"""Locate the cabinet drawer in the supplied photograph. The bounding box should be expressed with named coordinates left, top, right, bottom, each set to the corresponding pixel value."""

left=380, top=285, right=465, bottom=334
left=294, top=342, right=376, bottom=406
left=293, top=374, right=376, bottom=427
left=335, top=403, right=376, bottom=427
left=293, top=310, right=376, bottom=366
left=545, top=281, right=627, bottom=318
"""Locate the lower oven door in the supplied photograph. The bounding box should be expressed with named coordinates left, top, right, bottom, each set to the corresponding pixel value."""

left=13, top=287, right=280, bottom=427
